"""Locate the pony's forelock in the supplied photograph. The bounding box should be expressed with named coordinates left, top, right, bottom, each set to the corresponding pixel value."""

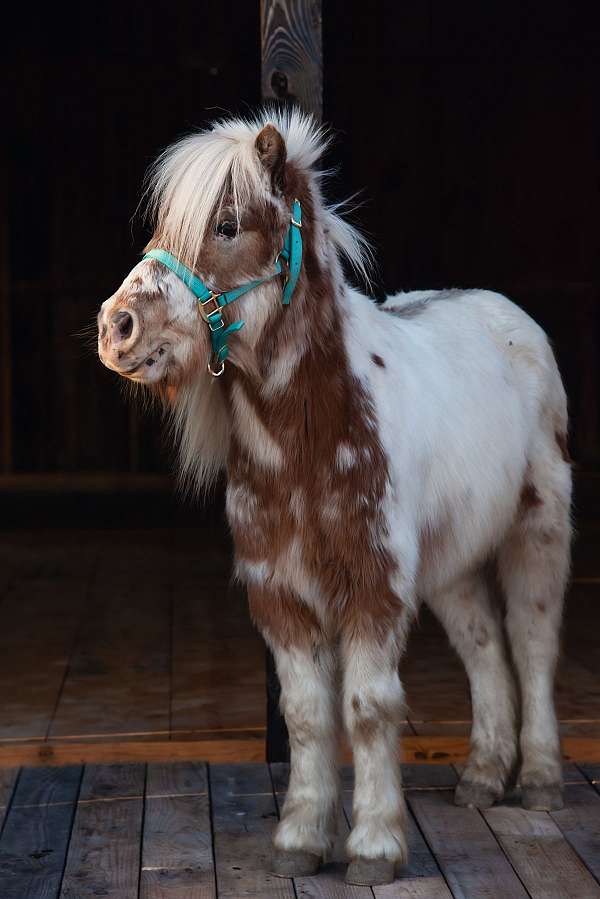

left=143, top=107, right=372, bottom=286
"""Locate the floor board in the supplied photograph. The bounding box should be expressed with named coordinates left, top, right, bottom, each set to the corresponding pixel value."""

left=140, top=762, right=216, bottom=899
left=0, top=761, right=597, bottom=898
left=0, top=766, right=81, bottom=899
left=209, top=762, right=294, bottom=899
left=483, top=801, right=600, bottom=899
left=59, top=764, right=145, bottom=898
left=0, top=527, right=599, bottom=763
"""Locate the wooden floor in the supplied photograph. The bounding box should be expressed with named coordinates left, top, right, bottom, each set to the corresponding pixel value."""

left=0, top=760, right=599, bottom=898
left=0, top=520, right=599, bottom=766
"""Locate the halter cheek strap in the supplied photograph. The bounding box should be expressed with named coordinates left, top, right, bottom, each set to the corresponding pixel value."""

left=143, top=199, right=302, bottom=376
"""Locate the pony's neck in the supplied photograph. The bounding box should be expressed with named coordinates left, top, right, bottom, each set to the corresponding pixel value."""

left=224, top=240, right=359, bottom=474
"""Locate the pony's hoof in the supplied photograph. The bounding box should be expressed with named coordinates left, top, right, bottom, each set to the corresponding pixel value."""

left=271, top=849, right=321, bottom=878
left=345, top=857, right=395, bottom=886
left=521, top=785, right=564, bottom=811
left=454, top=779, right=499, bottom=809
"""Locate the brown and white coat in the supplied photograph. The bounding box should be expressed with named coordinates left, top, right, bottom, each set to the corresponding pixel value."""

left=97, top=110, right=572, bottom=874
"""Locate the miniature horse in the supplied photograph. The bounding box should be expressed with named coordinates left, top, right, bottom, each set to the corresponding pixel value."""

left=97, top=110, right=571, bottom=887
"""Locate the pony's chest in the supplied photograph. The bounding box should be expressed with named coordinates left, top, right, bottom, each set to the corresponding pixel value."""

left=225, top=479, right=310, bottom=556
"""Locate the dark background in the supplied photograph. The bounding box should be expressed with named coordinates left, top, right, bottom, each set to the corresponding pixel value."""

left=2, top=1, right=599, bottom=493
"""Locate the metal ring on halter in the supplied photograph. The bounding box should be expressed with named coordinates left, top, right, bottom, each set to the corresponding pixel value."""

left=207, top=357, right=225, bottom=377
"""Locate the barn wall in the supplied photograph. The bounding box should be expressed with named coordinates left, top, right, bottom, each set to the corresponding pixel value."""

left=1, top=1, right=598, bottom=475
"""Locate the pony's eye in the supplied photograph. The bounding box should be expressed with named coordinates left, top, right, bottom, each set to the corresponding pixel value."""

left=216, top=219, right=238, bottom=239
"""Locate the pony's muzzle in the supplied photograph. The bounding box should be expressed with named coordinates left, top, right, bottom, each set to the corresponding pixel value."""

left=97, top=304, right=142, bottom=372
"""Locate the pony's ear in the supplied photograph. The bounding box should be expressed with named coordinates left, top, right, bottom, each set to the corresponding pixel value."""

left=255, top=124, right=287, bottom=193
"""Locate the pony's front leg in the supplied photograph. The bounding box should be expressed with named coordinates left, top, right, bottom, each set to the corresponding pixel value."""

left=342, top=614, right=411, bottom=886
left=248, top=586, right=340, bottom=878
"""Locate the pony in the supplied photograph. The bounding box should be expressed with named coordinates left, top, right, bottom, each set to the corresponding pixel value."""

left=97, top=109, right=571, bottom=887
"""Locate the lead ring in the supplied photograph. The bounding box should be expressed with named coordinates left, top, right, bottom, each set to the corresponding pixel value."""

left=207, top=358, right=225, bottom=377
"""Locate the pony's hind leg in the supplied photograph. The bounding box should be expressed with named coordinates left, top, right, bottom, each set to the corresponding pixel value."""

left=426, top=571, right=518, bottom=808
left=497, top=435, right=571, bottom=811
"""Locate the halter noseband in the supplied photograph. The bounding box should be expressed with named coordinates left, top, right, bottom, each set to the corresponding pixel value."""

left=143, top=199, right=302, bottom=377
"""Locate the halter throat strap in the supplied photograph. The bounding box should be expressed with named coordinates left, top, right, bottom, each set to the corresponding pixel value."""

left=143, top=199, right=302, bottom=376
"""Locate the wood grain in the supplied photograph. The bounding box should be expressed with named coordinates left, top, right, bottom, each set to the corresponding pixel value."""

left=141, top=762, right=215, bottom=899
left=60, top=764, right=145, bottom=898
left=50, top=539, right=172, bottom=739
left=0, top=738, right=265, bottom=768
left=261, top=0, right=322, bottom=120
left=0, top=766, right=81, bottom=899
left=0, top=546, right=95, bottom=741
left=171, top=580, right=265, bottom=734
left=209, top=763, right=294, bottom=898
left=0, top=769, right=19, bottom=833
left=579, top=763, right=600, bottom=793
left=484, top=801, right=600, bottom=898
left=551, top=779, right=600, bottom=883
left=408, top=789, right=529, bottom=898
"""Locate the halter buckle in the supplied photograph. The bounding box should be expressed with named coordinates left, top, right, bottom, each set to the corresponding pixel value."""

left=198, top=292, right=222, bottom=323
left=208, top=316, right=225, bottom=333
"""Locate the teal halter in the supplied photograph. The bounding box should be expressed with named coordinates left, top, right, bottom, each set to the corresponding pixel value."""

left=143, top=198, right=302, bottom=376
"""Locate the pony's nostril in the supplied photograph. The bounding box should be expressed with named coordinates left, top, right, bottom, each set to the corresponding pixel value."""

left=113, top=311, right=134, bottom=339
left=110, top=310, right=136, bottom=344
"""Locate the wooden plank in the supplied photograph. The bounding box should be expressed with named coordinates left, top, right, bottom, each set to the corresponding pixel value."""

left=340, top=766, right=454, bottom=899
left=550, top=779, right=600, bottom=882
left=483, top=802, right=600, bottom=898
left=210, top=763, right=294, bottom=898
left=0, top=548, right=96, bottom=741
left=0, top=765, right=81, bottom=898
left=171, top=582, right=265, bottom=735
left=270, top=763, right=373, bottom=898
left=50, top=541, right=172, bottom=739
left=261, top=0, right=323, bottom=120
left=0, top=738, right=264, bottom=768
left=140, top=762, right=216, bottom=898
left=408, top=789, right=530, bottom=898
left=579, top=763, right=600, bottom=793
left=0, top=769, right=19, bottom=833
left=7, top=736, right=600, bottom=771
left=60, top=764, right=145, bottom=898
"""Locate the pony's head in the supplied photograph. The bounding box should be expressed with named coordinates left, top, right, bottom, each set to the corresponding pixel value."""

left=97, top=109, right=368, bottom=387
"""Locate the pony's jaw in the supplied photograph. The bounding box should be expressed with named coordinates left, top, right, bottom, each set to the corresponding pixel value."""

left=97, top=262, right=203, bottom=384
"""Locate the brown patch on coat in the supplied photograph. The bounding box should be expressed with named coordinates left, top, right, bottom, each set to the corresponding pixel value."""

left=475, top=626, right=489, bottom=648
left=350, top=697, right=400, bottom=746
left=371, top=353, right=386, bottom=368
left=536, top=600, right=547, bottom=614
left=248, top=584, right=326, bottom=650
left=555, top=431, right=572, bottom=464
left=224, top=163, right=406, bottom=649
left=520, top=482, right=543, bottom=511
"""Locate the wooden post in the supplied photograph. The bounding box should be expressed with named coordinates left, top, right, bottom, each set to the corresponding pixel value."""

left=261, top=0, right=323, bottom=121
left=261, top=0, right=322, bottom=763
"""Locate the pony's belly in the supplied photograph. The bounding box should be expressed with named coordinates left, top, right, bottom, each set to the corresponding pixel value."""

left=414, top=491, right=520, bottom=598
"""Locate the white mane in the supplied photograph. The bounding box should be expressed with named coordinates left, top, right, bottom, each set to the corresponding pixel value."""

left=144, top=107, right=372, bottom=283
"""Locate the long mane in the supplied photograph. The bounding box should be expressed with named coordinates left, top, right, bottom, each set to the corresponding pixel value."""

left=143, top=108, right=373, bottom=495
left=144, top=107, right=372, bottom=283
